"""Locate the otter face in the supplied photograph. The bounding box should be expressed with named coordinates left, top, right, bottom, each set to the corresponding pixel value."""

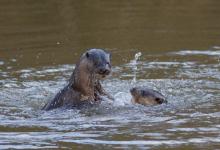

left=130, top=87, right=167, bottom=105
left=85, top=49, right=111, bottom=78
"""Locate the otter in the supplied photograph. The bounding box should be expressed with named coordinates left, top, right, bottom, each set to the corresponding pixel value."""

left=130, top=86, right=167, bottom=106
left=43, top=49, right=112, bottom=110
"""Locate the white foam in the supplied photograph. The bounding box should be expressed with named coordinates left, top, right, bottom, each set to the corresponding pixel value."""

left=113, top=92, right=132, bottom=106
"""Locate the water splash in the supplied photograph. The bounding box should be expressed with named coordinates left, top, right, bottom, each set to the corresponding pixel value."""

left=130, top=52, right=142, bottom=82
left=113, top=92, right=132, bottom=106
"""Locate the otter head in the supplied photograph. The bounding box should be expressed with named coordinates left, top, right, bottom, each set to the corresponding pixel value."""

left=85, top=49, right=111, bottom=78
left=130, top=87, right=167, bottom=106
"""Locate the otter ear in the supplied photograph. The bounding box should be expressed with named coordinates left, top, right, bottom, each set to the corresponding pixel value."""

left=86, top=52, right=90, bottom=58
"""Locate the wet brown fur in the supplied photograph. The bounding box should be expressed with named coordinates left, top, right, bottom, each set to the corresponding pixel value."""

left=130, top=87, right=166, bottom=106
left=43, top=49, right=111, bottom=110
left=131, top=96, right=160, bottom=105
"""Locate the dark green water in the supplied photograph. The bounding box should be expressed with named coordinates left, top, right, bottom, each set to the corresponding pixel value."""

left=0, top=0, right=220, bottom=149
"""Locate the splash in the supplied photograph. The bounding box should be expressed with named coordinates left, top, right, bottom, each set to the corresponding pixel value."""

left=130, top=52, right=142, bottom=82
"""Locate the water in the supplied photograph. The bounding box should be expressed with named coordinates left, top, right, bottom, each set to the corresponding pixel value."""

left=1, top=0, right=220, bottom=149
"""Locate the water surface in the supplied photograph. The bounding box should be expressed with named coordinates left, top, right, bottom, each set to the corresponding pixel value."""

left=1, top=0, right=220, bottom=149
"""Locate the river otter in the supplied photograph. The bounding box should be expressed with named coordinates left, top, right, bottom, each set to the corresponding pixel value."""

left=43, top=49, right=112, bottom=110
left=130, top=86, right=167, bottom=106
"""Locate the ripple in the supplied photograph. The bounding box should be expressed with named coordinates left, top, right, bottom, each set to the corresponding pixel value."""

left=167, top=127, right=220, bottom=132
left=171, top=50, right=220, bottom=56
left=64, top=139, right=187, bottom=145
left=0, top=50, right=220, bottom=149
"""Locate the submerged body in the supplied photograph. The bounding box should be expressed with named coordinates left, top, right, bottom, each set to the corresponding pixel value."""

left=43, top=49, right=112, bottom=110
left=130, top=86, right=167, bottom=106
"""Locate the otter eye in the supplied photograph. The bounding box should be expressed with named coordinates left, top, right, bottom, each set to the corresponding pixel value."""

left=155, top=98, right=162, bottom=104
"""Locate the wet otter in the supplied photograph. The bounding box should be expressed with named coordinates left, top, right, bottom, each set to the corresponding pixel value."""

left=43, top=49, right=112, bottom=110
left=130, top=86, right=167, bottom=106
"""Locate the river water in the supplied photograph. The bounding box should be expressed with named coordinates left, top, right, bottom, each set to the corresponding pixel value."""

left=1, top=0, right=220, bottom=149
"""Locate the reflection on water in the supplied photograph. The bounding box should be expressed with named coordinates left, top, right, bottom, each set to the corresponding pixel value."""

left=1, top=0, right=220, bottom=149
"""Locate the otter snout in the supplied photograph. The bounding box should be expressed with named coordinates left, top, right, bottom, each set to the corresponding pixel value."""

left=97, top=63, right=111, bottom=76
left=98, top=68, right=111, bottom=75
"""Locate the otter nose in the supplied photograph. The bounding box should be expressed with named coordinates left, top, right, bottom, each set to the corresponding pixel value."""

left=99, top=68, right=110, bottom=75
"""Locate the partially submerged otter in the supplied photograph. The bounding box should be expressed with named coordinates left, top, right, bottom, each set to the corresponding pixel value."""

left=130, top=86, right=167, bottom=106
left=43, top=49, right=112, bottom=110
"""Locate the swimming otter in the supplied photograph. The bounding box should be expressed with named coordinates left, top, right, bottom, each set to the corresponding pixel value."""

left=43, top=49, right=112, bottom=110
left=130, top=86, right=167, bottom=106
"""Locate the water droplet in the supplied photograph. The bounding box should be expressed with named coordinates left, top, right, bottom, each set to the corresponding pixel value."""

left=129, top=52, right=142, bottom=83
